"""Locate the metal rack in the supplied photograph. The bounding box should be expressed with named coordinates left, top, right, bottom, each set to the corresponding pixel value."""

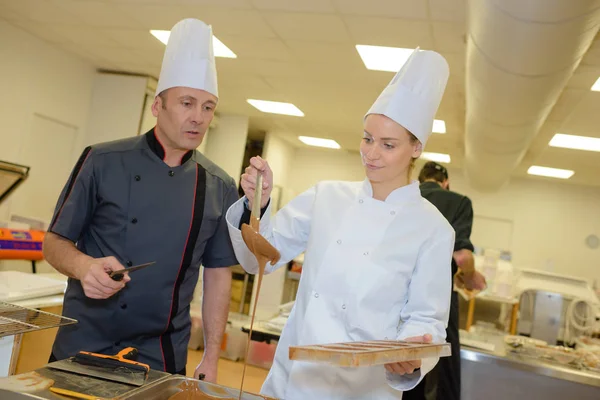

left=0, top=301, right=76, bottom=338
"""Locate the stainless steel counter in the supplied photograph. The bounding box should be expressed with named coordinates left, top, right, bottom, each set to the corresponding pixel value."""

left=460, top=346, right=600, bottom=399
left=461, top=346, right=600, bottom=388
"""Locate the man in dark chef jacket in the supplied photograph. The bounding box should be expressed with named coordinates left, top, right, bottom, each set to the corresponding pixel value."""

left=42, top=19, right=236, bottom=382
left=403, top=161, right=486, bottom=400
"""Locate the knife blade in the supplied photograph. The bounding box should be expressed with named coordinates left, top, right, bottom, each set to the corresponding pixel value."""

left=109, top=261, right=156, bottom=281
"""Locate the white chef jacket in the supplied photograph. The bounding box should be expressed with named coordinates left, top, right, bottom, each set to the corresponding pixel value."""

left=226, top=179, right=455, bottom=400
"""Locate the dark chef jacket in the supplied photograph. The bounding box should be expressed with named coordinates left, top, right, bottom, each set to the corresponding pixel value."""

left=403, top=181, right=474, bottom=400
left=48, top=128, right=239, bottom=373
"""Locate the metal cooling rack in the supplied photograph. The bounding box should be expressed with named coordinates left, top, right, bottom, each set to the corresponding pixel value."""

left=0, top=301, right=77, bottom=337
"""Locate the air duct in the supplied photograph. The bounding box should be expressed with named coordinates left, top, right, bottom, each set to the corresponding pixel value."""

left=464, top=0, right=600, bottom=191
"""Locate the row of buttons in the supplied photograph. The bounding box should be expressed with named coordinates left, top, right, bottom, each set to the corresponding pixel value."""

left=313, top=292, right=346, bottom=309
left=134, top=170, right=176, bottom=181
left=358, top=199, right=396, bottom=215
left=336, top=240, right=370, bottom=256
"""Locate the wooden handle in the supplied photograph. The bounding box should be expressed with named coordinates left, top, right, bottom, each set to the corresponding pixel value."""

left=252, top=171, right=263, bottom=219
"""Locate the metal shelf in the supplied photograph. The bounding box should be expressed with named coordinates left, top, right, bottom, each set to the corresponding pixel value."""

left=0, top=301, right=77, bottom=338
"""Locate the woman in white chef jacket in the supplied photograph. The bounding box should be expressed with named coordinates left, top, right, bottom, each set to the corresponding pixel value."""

left=226, top=48, right=455, bottom=400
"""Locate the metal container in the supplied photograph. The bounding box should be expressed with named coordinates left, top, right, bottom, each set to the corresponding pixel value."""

left=0, top=389, right=47, bottom=399
left=119, top=376, right=276, bottom=400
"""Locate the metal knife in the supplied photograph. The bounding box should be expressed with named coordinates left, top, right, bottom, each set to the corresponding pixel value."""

left=109, top=261, right=156, bottom=281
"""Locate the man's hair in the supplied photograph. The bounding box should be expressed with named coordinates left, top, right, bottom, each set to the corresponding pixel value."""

left=418, top=161, right=448, bottom=183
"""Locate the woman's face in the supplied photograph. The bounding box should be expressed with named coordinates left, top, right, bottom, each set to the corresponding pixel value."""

left=360, top=114, right=422, bottom=184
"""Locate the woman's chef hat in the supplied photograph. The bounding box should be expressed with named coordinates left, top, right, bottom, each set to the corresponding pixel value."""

left=365, top=47, right=449, bottom=146
left=155, top=18, right=218, bottom=98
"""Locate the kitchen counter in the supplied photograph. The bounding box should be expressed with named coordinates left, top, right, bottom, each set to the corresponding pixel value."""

left=461, top=345, right=600, bottom=399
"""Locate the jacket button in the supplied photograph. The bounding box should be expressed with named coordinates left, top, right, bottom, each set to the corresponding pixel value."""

left=342, top=304, right=346, bottom=310
left=134, top=175, right=141, bottom=181
left=126, top=261, right=133, bottom=267
left=131, top=218, right=138, bottom=224
left=363, top=252, right=369, bottom=256
left=168, top=171, right=174, bottom=177
left=314, top=293, right=319, bottom=298
left=120, top=303, right=127, bottom=310
left=337, top=240, right=342, bottom=244
left=359, top=199, right=363, bottom=204
left=115, top=341, right=121, bottom=346
left=390, top=211, right=396, bottom=215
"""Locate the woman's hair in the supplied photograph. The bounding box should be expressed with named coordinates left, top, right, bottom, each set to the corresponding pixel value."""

left=408, top=132, right=420, bottom=179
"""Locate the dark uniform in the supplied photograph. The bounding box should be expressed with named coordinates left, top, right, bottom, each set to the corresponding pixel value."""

left=48, top=129, right=239, bottom=374
left=404, top=181, right=474, bottom=400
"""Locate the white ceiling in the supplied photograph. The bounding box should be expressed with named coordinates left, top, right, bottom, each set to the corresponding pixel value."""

left=1, top=0, right=599, bottom=188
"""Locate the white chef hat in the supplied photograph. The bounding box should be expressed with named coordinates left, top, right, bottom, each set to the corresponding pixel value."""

left=365, top=47, right=449, bottom=147
left=155, top=18, right=218, bottom=98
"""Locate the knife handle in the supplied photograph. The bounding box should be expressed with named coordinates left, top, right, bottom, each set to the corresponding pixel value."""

left=110, top=272, right=124, bottom=281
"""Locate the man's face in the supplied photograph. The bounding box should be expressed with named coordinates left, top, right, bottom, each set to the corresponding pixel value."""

left=152, top=86, right=217, bottom=151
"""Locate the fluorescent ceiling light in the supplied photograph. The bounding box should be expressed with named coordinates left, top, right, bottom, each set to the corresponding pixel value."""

left=549, top=133, right=600, bottom=152
left=150, top=30, right=237, bottom=58
left=527, top=166, right=574, bottom=179
left=432, top=119, right=446, bottom=134
left=298, top=136, right=340, bottom=149
left=421, top=152, right=451, bottom=163
left=247, top=99, right=304, bottom=117
left=591, top=76, right=600, bottom=92
left=355, top=45, right=414, bottom=72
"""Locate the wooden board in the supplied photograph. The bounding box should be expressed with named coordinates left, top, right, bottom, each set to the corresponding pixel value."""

left=289, top=340, right=452, bottom=367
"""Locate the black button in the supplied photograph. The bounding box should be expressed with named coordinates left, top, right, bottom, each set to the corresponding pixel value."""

left=120, top=303, right=127, bottom=310
left=126, top=261, right=132, bottom=267
left=168, top=171, right=174, bottom=177
left=115, top=342, right=121, bottom=346
left=135, top=175, right=141, bottom=181
left=131, top=218, right=138, bottom=224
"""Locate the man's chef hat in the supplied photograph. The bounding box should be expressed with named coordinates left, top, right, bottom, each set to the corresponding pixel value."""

left=155, top=18, right=218, bottom=98
left=365, top=47, right=449, bottom=147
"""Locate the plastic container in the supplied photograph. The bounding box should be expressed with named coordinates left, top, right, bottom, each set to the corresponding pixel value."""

left=246, top=339, right=278, bottom=369
left=220, top=313, right=251, bottom=362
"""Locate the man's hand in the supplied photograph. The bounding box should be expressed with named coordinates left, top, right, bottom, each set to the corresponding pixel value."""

left=77, top=256, right=130, bottom=299
left=455, top=270, right=487, bottom=291
left=194, top=358, right=218, bottom=382
left=240, top=156, right=273, bottom=209
left=384, top=334, right=432, bottom=375
left=462, top=270, right=487, bottom=291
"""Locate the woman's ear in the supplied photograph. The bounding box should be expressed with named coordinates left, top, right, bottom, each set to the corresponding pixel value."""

left=412, top=141, right=423, bottom=158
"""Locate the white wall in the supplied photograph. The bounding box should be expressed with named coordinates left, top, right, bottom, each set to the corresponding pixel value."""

left=85, top=73, right=149, bottom=146
left=0, top=21, right=96, bottom=272
left=288, top=148, right=364, bottom=195
left=283, top=148, right=600, bottom=285
left=202, top=114, right=249, bottom=185
left=448, top=170, right=600, bottom=284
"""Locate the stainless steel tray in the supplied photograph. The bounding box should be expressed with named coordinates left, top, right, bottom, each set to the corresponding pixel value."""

left=119, top=375, right=276, bottom=400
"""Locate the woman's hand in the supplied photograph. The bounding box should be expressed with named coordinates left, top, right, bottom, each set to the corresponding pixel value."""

left=240, top=156, right=273, bottom=209
left=384, top=333, right=432, bottom=375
